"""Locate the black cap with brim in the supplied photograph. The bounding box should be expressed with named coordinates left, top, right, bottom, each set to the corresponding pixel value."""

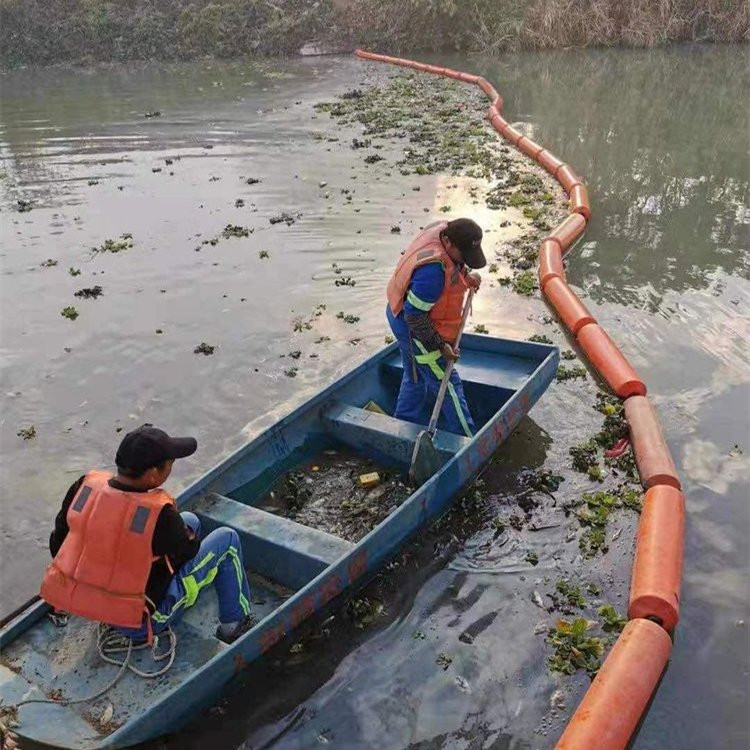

left=115, top=424, right=197, bottom=474
left=443, top=218, right=486, bottom=269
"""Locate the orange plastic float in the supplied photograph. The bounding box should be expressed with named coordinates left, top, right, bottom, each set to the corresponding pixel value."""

left=543, top=277, right=596, bottom=334
left=501, top=124, right=524, bottom=145
left=537, top=149, right=565, bottom=175
left=538, top=239, right=565, bottom=287
left=556, top=618, right=673, bottom=750
left=555, top=164, right=583, bottom=193
left=569, top=183, right=591, bottom=220
left=517, top=136, right=544, bottom=159
left=629, top=485, right=685, bottom=631
left=546, top=213, right=586, bottom=253
left=353, top=49, right=684, bottom=750
left=476, top=77, right=499, bottom=101
left=624, top=397, right=681, bottom=490
left=577, top=324, right=647, bottom=398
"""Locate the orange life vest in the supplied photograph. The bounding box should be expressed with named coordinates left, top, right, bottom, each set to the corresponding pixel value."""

left=387, top=222, right=470, bottom=344
left=40, top=470, right=174, bottom=628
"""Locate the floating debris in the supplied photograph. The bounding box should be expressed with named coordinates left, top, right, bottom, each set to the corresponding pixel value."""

left=259, top=250, right=270, bottom=259
left=17, top=199, right=33, bottom=212
left=390, top=225, right=401, bottom=233
left=144, top=111, right=161, bottom=118
left=525, top=550, right=539, bottom=566
left=74, top=286, right=103, bottom=299
left=235, top=198, right=245, bottom=207
left=40, top=258, right=58, bottom=268
left=473, top=324, right=489, bottom=334
left=61, top=306, right=79, bottom=321
left=598, top=604, right=627, bottom=633
left=527, top=334, right=553, bottom=344
left=553, top=579, right=587, bottom=610
left=94, top=234, right=133, bottom=254
left=222, top=224, right=252, bottom=239
left=384, top=335, right=394, bottom=344
left=194, top=342, right=215, bottom=355
left=334, top=276, right=356, bottom=287
left=556, top=364, right=587, bottom=381
left=69, top=267, right=81, bottom=276
left=547, top=618, right=604, bottom=676
left=336, top=311, right=360, bottom=324
left=284, top=367, right=298, bottom=378
left=435, top=653, right=453, bottom=671
left=245, top=177, right=261, bottom=185
left=269, top=211, right=300, bottom=226
left=16, top=425, right=36, bottom=440
left=345, top=597, right=384, bottom=629
left=512, top=270, right=536, bottom=296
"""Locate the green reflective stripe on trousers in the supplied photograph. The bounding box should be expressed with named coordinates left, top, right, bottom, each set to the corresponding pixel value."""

left=447, top=382, right=473, bottom=437
left=151, top=544, right=249, bottom=621
left=413, top=340, right=444, bottom=376
left=413, top=342, right=472, bottom=438
left=406, top=289, right=435, bottom=312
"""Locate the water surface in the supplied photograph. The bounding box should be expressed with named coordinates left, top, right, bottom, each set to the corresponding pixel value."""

left=1, top=44, right=747, bottom=749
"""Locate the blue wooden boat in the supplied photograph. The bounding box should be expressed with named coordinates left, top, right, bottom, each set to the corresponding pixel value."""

left=0, top=335, right=557, bottom=749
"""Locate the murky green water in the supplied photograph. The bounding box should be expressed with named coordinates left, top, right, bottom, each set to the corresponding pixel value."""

left=1, top=44, right=747, bottom=749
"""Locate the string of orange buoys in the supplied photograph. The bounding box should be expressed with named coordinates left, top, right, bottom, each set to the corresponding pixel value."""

left=354, top=48, right=685, bottom=750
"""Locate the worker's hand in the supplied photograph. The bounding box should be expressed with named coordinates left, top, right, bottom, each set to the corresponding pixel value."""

left=185, top=527, right=196, bottom=540
left=467, top=271, right=482, bottom=291
left=440, top=342, right=460, bottom=361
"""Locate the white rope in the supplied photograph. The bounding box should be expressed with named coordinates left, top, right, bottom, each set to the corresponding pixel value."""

left=14, top=623, right=177, bottom=709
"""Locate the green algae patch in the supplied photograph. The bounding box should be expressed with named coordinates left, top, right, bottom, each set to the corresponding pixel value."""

left=61, top=306, right=79, bottom=320
left=547, top=618, right=604, bottom=677
left=556, top=364, right=587, bottom=381
left=513, top=270, right=536, bottom=296
left=598, top=604, right=627, bottom=633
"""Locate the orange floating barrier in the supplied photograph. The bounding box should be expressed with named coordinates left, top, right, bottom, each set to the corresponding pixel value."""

left=556, top=164, right=583, bottom=193
left=517, top=136, right=544, bottom=159
left=492, top=95, right=504, bottom=112
left=490, top=114, right=508, bottom=135
left=476, top=77, right=498, bottom=100
left=570, top=183, right=591, bottom=220
left=502, top=124, right=523, bottom=145
left=546, top=213, right=586, bottom=253
left=537, top=149, right=564, bottom=175
left=538, top=239, right=564, bottom=288
left=576, top=324, right=647, bottom=398
left=624, top=396, right=681, bottom=490
left=629, top=485, right=685, bottom=630
left=459, top=72, right=480, bottom=85
left=555, top=618, right=672, bottom=750
left=544, top=277, right=596, bottom=334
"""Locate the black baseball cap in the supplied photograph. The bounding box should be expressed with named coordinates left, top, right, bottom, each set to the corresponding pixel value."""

left=115, top=424, right=197, bottom=474
left=442, top=218, right=486, bottom=269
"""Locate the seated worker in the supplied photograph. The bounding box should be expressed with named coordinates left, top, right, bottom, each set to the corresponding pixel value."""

left=40, top=424, right=254, bottom=644
left=386, top=218, right=485, bottom=437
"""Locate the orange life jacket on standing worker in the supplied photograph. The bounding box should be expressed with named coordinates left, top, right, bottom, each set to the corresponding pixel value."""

left=387, top=222, right=470, bottom=344
left=40, top=470, right=174, bottom=628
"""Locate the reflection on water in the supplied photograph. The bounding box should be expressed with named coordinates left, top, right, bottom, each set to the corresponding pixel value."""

left=1, top=45, right=748, bottom=750
left=467, top=46, right=750, bottom=307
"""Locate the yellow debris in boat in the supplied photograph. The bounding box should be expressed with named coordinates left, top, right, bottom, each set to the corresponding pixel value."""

left=359, top=472, right=381, bottom=488
left=363, top=400, right=387, bottom=415
left=311, top=465, right=320, bottom=472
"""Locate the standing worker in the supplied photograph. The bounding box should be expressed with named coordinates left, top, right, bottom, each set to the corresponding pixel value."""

left=386, top=218, right=485, bottom=437
left=40, top=424, right=255, bottom=645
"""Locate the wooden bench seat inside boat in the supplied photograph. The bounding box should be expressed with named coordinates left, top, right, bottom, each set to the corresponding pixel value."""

left=190, top=493, right=354, bottom=590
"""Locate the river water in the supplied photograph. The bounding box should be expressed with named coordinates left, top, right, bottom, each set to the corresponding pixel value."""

left=1, top=44, right=747, bottom=749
